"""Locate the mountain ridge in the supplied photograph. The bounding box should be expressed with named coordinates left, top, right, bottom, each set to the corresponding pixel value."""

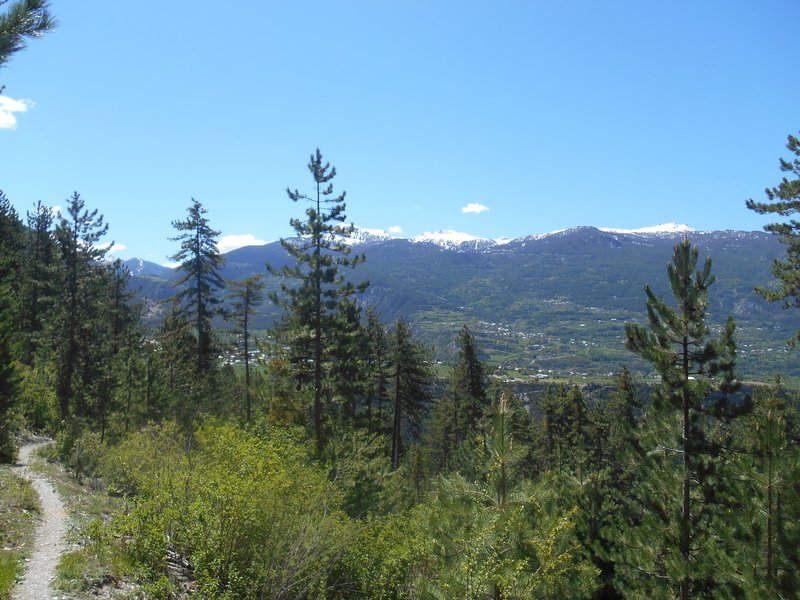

left=124, top=225, right=798, bottom=381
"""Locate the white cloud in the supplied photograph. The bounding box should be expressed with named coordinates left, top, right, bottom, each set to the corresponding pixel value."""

left=50, top=205, right=63, bottom=216
left=218, top=233, right=267, bottom=254
left=0, top=96, right=34, bottom=129
left=462, top=202, right=489, bottom=214
left=388, top=225, right=403, bottom=235
left=98, top=242, right=127, bottom=256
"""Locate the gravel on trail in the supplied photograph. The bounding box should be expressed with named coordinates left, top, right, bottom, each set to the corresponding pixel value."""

left=11, top=441, right=68, bottom=600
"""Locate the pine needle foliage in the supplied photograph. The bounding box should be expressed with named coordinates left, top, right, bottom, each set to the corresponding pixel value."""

left=426, top=396, right=598, bottom=599
left=169, top=198, right=225, bottom=375
left=269, top=149, right=367, bottom=451
left=623, top=238, right=743, bottom=599
left=0, top=0, right=55, bottom=72
left=746, top=132, right=800, bottom=346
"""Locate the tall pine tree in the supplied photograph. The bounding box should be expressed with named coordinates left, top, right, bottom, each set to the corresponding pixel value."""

left=268, top=149, right=367, bottom=450
left=389, top=316, right=432, bottom=470
left=623, top=238, right=741, bottom=599
left=169, top=198, right=225, bottom=375
left=51, top=192, right=109, bottom=420
left=225, top=274, right=265, bottom=423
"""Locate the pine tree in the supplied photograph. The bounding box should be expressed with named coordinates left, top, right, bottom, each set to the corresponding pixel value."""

left=746, top=132, right=800, bottom=345
left=268, top=149, right=367, bottom=450
left=364, top=306, right=389, bottom=428
left=19, top=200, right=55, bottom=364
left=389, top=317, right=432, bottom=470
left=0, top=283, right=19, bottom=461
left=225, top=274, right=265, bottom=423
left=51, top=192, right=109, bottom=420
left=328, top=296, right=369, bottom=422
left=623, top=238, right=741, bottom=599
left=733, top=385, right=800, bottom=596
left=426, top=395, right=599, bottom=598
left=450, top=325, right=489, bottom=444
left=0, top=193, right=23, bottom=456
left=169, top=198, right=225, bottom=375
left=0, top=0, right=55, bottom=75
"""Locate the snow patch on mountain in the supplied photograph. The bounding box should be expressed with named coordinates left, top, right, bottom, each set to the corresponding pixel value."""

left=411, top=230, right=503, bottom=251
left=598, top=223, right=694, bottom=235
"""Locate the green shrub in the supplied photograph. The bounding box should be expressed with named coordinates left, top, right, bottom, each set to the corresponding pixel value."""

left=56, top=420, right=105, bottom=483
left=108, top=421, right=356, bottom=598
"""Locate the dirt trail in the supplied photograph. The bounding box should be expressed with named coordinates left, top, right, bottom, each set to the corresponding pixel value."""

left=11, top=441, right=68, bottom=600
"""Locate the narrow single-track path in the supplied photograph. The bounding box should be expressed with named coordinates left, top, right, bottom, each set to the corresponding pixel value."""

left=11, top=441, right=68, bottom=600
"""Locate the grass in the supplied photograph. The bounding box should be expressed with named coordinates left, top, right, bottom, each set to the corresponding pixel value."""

left=0, top=461, right=41, bottom=599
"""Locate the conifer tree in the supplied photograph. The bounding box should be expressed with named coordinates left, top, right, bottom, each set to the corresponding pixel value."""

left=169, top=198, right=225, bottom=375
left=328, top=296, right=369, bottom=422
left=450, top=324, right=488, bottom=444
left=225, top=274, right=265, bottom=423
left=268, top=149, right=367, bottom=450
left=0, top=193, right=23, bottom=455
left=389, top=317, right=432, bottom=470
left=0, top=190, right=23, bottom=285
left=426, top=395, right=598, bottom=598
left=0, top=0, right=55, bottom=75
left=746, top=132, right=800, bottom=344
left=51, top=192, right=109, bottom=420
left=19, top=200, right=55, bottom=364
left=364, top=306, right=389, bottom=427
left=733, top=386, right=800, bottom=596
left=623, top=238, right=741, bottom=599
left=0, top=283, right=18, bottom=461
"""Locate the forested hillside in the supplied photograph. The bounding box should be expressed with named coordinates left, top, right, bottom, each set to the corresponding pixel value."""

left=2, top=139, right=800, bottom=599
left=129, top=226, right=800, bottom=381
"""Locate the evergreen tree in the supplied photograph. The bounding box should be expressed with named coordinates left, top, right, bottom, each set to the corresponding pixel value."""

left=450, top=324, right=489, bottom=444
left=733, top=385, right=800, bottom=596
left=389, top=316, right=432, bottom=470
left=169, top=198, right=225, bottom=375
left=328, top=296, right=369, bottom=422
left=537, top=384, right=590, bottom=475
left=0, top=0, right=55, bottom=74
left=0, top=192, right=23, bottom=455
left=429, top=325, right=491, bottom=477
left=19, top=200, right=55, bottom=364
left=623, top=238, right=741, bottom=599
left=155, top=298, right=198, bottom=428
left=225, top=274, right=265, bottom=423
left=51, top=192, right=109, bottom=420
left=0, top=282, right=19, bottom=461
left=364, top=306, right=389, bottom=428
left=0, top=190, right=23, bottom=284
left=426, top=395, right=599, bottom=598
left=91, top=259, right=140, bottom=441
left=746, top=132, right=800, bottom=345
left=268, top=149, right=367, bottom=450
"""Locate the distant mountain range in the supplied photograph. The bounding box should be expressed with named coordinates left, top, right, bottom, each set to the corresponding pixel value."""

left=125, top=225, right=800, bottom=381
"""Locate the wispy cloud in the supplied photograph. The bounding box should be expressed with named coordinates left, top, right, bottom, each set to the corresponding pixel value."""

left=0, top=96, right=34, bottom=129
left=98, top=242, right=127, bottom=256
left=218, top=233, right=267, bottom=254
left=388, top=225, right=403, bottom=235
left=462, top=202, right=489, bottom=214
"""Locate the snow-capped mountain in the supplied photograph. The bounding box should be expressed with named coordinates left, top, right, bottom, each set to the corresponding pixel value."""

left=343, top=227, right=393, bottom=245
left=411, top=230, right=497, bottom=251
left=598, top=223, right=695, bottom=236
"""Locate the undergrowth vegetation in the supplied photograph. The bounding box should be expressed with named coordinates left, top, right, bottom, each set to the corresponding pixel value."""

left=0, top=466, right=40, bottom=598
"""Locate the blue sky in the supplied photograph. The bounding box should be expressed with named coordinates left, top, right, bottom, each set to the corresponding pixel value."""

left=1, top=1, right=798, bottom=262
